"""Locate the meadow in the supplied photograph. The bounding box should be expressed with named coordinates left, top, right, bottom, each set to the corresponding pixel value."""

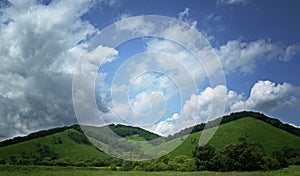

left=1, top=165, right=300, bottom=176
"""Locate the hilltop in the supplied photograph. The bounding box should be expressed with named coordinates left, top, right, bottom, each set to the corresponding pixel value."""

left=0, top=111, right=300, bottom=166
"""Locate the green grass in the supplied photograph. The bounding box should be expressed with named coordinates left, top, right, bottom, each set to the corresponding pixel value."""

left=1, top=117, right=300, bottom=163
left=1, top=165, right=300, bottom=176
left=159, top=117, right=300, bottom=157
left=0, top=129, right=109, bottom=161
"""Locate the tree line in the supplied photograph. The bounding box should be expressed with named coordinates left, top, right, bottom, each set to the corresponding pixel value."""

left=1, top=141, right=300, bottom=172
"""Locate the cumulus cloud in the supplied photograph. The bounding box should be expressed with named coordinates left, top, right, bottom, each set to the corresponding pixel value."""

left=231, top=80, right=300, bottom=112
left=0, top=0, right=118, bottom=140
left=154, top=80, right=300, bottom=136
left=216, top=40, right=300, bottom=74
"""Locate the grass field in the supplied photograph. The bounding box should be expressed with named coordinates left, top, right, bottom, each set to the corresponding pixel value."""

left=1, top=165, right=300, bottom=176
left=162, top=117, right=300, bottom=157
left=0, top=128, right=109, bottom=161
left=2, top=117, right=300, bottom=163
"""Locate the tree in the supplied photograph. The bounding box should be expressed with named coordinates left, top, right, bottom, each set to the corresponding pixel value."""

left=9, top=155, right=17, bottom=165
left=223, top=141, right=264, bottom=171
left=193, top=144, right=217, bottom=171
left=0, top=159, right=6, bottom=165
left=272, top=150, right=288, bottom=168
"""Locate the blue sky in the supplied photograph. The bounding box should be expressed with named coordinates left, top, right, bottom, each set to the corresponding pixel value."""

left=0, top=0, right=300, bottom=140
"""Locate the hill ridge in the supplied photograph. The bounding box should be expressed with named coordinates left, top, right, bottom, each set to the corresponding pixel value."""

left=169, top=111, right=300, bottom=139
left=1, top=111, right=299, bottom=148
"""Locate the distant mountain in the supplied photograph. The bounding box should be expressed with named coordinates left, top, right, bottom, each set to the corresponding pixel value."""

left=1, top=111, right=300, bottom=165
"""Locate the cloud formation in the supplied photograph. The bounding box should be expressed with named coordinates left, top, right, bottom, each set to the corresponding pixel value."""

left=0, top=0, right=104, bottom=140
left=217, top=39, right=300, bottom=74
left=154, top=80, right=300, bottom=136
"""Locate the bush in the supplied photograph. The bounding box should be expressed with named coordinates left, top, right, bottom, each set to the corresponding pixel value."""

left=193, top=144, right=217, bottom=171
left=53, top=158, right=71, bottom=166
left=223, top=142, right=265, bottom=171
left=0, top=159, right=6, bottom=165
left=178, top=159, right=197, bottom=172
left=272, top=150, right=288, bottom=168
left=110, top=164, right=117, bottom=171
left=74, top=161, right=88, bottom=167
left=90, top=158, right=111, bottom=167
left=9, top=155, right=17, bottom=165
left=263, top=156, right=280, bottom=170
left=288, top=156, right=300, bottom=165
left=16, top=158, right=32, bottom=165
left=121, top=161, right=138, bottom=171
left=40, top=157, right=53, bottom=166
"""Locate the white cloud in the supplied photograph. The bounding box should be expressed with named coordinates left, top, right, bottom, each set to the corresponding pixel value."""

left=115, top=15, right=155, bottom=35
left=153, top=80, right=300, bottom=136
left=231, top=80, right=300, bottom=112
left=216, top=39, right=300, bottom=74
left=178, top=7, right=190, bottom=21
left=0, top=0, right=120, bottom=140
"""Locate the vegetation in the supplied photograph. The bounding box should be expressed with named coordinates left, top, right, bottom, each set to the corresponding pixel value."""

left=171, top=111, right=300, bottom=139
left=108, top=124, right=160, bottom=141
left=1, top=111, right=300, bottom=173
left=193, top=142, right=279, bottom=171
left=0, top=125, right=81, bottom=148
left=1, top=165, right=300, bottom=176
left=165, top=117, right=300, bottom=158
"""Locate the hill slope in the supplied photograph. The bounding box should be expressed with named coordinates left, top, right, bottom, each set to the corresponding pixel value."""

left=158, top=117, right=300, bottom=157
left=1, top=112, right=300, bottom=164
left=0, top=124, right=160, bottom=164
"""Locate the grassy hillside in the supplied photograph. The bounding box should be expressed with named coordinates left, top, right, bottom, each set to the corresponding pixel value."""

left=0, top=124, right=161, bottom=163
left=0, top=128, right=109, bottom=162
left=155, top=117, right=300, bottom=157
left=1, top=115, right=300, bottom=164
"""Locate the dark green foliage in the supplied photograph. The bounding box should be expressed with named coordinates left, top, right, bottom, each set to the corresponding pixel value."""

left=223, top=142, right=265, bottom=171
left=52, top=136, right=62, bottom=144
left=262, top=156, right=280, bottom=170
left=270, top=146, right=300, bottom=167
left=16, top=158, right=32, bottom=165
left=53, top=158, right=71, bottom=166
left=9, top=155, right=17, bottom=165
left=121, top=161, right=138, bottom=171
left=122, top=155, right=197, bottom=172
left=192, top=142, right=284, bottom=172
left=0, top=159, right=6, bottom=165
left=67, top=131, right=91, bottom=145
left=110, top=164, right=117, bottom=171
left=108, top=124, right=160, bottom=141
left=272, top=150, right=288, bottom=168
left=193, top=144, right=216, bottom=171
left=90, top=158, right=111, bottom=167
left=35, top=144, right=58, bottom=160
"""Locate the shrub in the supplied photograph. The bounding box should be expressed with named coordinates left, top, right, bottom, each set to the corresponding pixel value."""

left=53, top=158, right=71, bottom=166
left=262, top=156, right=280, bottom=170
left=110, top=164, right=117, bottom=171
left=0, top=159, right=6, bottom=165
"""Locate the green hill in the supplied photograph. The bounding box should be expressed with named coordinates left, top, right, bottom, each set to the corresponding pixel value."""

left=157, top=117, right=300, bottom=158
left=0, top=124, right=159, bottom=165
left=1, top=112, right=300, bottom=165
left=0, top=128, right=109, bottom=162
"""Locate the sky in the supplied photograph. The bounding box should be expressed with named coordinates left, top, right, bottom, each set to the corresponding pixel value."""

left=0, top=0, right=300, bottom=141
